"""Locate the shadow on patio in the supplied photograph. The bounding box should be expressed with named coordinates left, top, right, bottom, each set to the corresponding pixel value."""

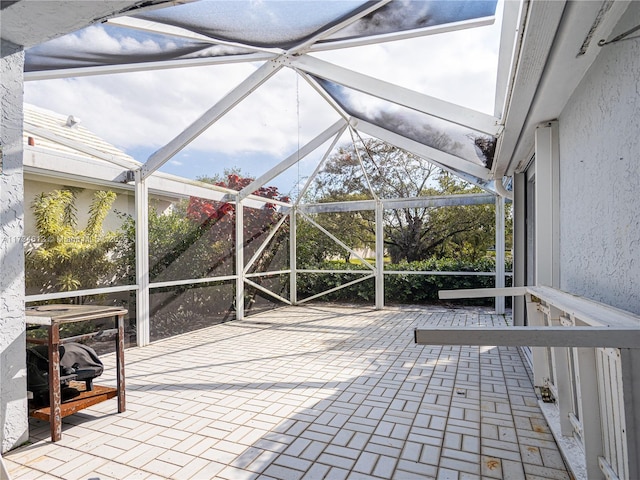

left=6, top=305, right=569, bottom=480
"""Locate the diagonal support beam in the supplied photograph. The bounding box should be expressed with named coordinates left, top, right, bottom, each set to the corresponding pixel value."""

left=141, top=59, right=283, bottom=179
left=238, top=119, right=347, bottom=200
left=288, top=0, right=393, bottom=54
left=355, top=119, right=492, bottom=182
left=291, top=55, right=500, bottom=136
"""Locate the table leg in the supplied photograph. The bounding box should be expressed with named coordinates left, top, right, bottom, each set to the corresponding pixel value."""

left=116, top=314, right=126, bottom=413
left=48, top=324, right=62, bottom=442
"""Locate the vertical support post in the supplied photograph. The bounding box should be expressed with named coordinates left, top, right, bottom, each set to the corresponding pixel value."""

left=375, top=200, right=384, bottom=310
left=134, top=170, right=150, bottom=346
left=575, top=347, right=604, bottom=478
left=495, top=195, right=505, bottom=314
left=525, top=294, right=551, bottom=387
left=513, top=173, right=527, bottom=326
left=289, top=207, right=297, bottom=305
left=620, top=348, right=640, bottom=479
left=116, top=313, right=126, bottom=413
left=548, top=307, right=573, bottom=435
left=534, top=122, right=560, bottom=288
left=235, top=197, right=245, bottom=320
left=532, top=122, right=559, bottom=390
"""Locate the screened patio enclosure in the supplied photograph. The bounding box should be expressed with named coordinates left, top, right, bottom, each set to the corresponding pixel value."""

left=21, top=0, right=512, bottom=348
left=5, top=1, right=640, bottom=478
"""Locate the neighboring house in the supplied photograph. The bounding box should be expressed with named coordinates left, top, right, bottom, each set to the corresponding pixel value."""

left=23, top=103, right=174, bottom=238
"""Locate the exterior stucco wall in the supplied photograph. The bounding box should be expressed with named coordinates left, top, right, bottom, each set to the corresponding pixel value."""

left=0, top=41, right=29, bottom=453
left=558, top=5, right=640, bottom=315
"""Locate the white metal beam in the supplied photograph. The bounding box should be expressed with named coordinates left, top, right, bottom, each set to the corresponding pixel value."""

left=243, top=215, right=288, bottom=274
left=24, top=53, right=277, bottom=81
left=298, top=211, right=374, bottom=270
left=288, top=0, right=393, bottom=54
left=414, top=326, right=640, bottom=349
left=295, top=120, right=346, bottom=205
left=355, top=119, right=492, bottom=181
left=134, top=170, right=150, bottom=347
left=238, top=119, right=347, bottom=200
left=291, top=55, right=500, bottom=136
left=235, top=198, right=245, bottom=320
left=301, top=193, right=498, bottom=214
left=141, top=59, right=284, bottom=179
left=375, top=200, right=384, bottom=309
left=307, top=16, right=496, bottom=54
left=495, top=195, right=505, bottom=313
left=108, top=16, right=286, bottom=55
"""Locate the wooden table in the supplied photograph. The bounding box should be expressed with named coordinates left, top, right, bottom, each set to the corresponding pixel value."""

left=25, top=305, right=127, bottom=442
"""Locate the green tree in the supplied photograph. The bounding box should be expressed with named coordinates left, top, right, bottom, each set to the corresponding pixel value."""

left=309, top=139, right=498, bottom=263
left=25, top=188, right=119, bottom=299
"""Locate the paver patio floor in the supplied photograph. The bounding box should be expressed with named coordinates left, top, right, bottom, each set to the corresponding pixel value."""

left=5, top=304, right=570, bottom=479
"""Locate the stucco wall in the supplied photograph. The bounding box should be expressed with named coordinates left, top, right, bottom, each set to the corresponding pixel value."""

left=0, top=41, right=29, bottom=453
left=558, top=4, right=640, bottom=315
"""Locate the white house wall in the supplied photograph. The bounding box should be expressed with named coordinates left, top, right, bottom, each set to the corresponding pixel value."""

left=558, top=3, right=640, bottom=315
left=23, top=177, right=136, bottom=237
left=0, top=42, right=29, bottom=453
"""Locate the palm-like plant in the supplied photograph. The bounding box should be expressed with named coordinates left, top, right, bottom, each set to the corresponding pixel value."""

left=26, top=188, right=119, bottom=300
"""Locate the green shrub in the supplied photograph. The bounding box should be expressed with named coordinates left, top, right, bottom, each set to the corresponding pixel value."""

left=297, top=257, right=512, bottom=306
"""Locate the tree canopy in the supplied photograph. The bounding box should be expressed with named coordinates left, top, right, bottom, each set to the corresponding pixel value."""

left=304, top=139, right=503, bottom=264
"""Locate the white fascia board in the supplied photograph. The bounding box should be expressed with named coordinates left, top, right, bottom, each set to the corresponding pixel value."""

left=301, top=193, right=497, bottom=214
left=355, top=119, right=492, bottom=181
left=288, top=0, right=393, bottom=54
left=108, top=16, right=286, bottom=55
left=307, top=16, right=496, bottom=54
left=291, top=55, right=500, bottom=136
left=493, top=0, right=526, bottom=120
left=24, top=53, right=277, bottom=81
left=492, top=0, right=565, bottom=177
left=24, top=147, right=132, bottom=186
left=141, top=59, right=283, bottom=179
left=238, top=119, right=347, bottom=200
left=504, top=0, right=631, bottom=175
left=24, top=146, right=285, bottom=210
left=24, top=123, right=140, bottom=169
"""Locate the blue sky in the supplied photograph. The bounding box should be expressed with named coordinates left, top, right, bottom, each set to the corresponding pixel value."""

left=24, top=1, right=503, bottom=196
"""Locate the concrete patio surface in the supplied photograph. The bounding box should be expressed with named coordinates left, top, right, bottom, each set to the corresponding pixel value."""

left=5, top=304, right=570, bottom=479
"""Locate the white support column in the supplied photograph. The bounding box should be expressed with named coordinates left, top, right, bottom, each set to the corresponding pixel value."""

left=513, top=172, right=527, bottom=326
left=290, top=207, right=297, bottom=305
left=575, top=347, right=604, bottom=478
left=548, top=306, right=573, bottom=436
left=134, top=170, right=150, bottom=347
left=235, top=198, right=245, bottom=320
left=533, top=122, right=559, bottom=392
left=495, top=195, right=505, bottom=314
left=534, top=122, right=560, bottom=288
left=375, top=200, right=384, bottom=310
left=620, top=348, right=640, bottom=479
left=525, top=295, right=551, bottom=387
left=0, top=41, right=29, bottom=453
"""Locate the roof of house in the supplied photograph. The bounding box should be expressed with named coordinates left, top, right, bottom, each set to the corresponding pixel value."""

left=23, top=103, right=139, bottom=168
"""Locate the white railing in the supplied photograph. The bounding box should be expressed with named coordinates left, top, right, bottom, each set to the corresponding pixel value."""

left=415, top=285, right=640, bottom=480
